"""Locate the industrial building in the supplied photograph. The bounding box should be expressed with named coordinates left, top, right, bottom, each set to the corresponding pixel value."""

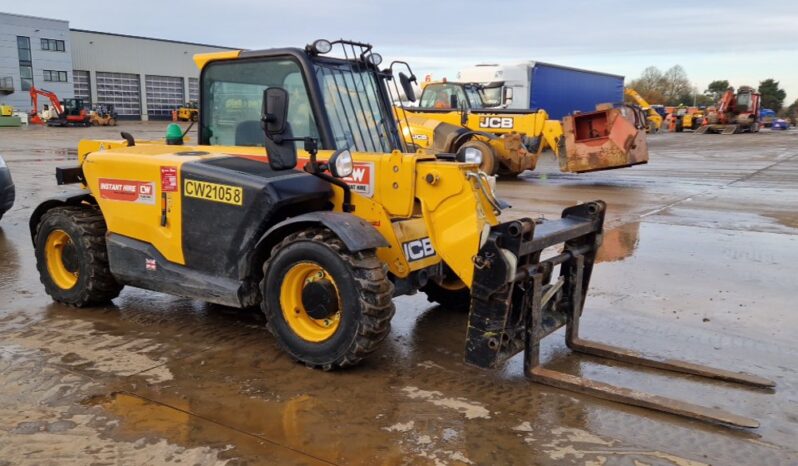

left=0, top=11, right=233, bottom=120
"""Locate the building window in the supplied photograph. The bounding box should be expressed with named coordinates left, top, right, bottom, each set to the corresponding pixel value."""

left=40, top=38, right=65, bottom=52
left=17, top=36, right=33, bottom=91
left=44, top=70, right=69, bottom=83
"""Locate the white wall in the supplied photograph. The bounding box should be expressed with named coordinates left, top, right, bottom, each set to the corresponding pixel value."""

left=0, top=12, right=74, bottom=112
left=70, top=30, right=233, bottom=120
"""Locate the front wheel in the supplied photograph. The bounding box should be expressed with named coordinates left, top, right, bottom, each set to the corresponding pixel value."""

left=422, top=280, right=471, bottom=311
left=262, top=228, right=395, bottom=370
left=34, top=206, right=123, bottom=306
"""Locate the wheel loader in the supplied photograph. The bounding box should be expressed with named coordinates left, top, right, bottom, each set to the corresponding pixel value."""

left=395, top=81, right=649, bottom=176
left=30, top=39, right=772, bottom=428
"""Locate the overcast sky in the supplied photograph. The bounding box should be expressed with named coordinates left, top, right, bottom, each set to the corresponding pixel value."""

left=10, top=1, right=798, bottom=103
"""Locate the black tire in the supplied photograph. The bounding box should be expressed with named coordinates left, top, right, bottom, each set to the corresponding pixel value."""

left=34, top=205, right=123, bottom=306
left=261, top=228, right=395, bottom=370
left=458, top=140, right=498, bottom=176
left=422, top=281, right=471, bottom=311
left=648, top=121, right=659, bottom=133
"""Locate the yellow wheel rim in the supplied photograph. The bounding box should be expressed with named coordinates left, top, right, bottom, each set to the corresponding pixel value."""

left=280, top=262, right=341, bottom=343
left=45, top=229, right=79, bottom=290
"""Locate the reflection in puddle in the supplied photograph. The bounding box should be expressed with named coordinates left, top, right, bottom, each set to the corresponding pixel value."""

left=596, top=222, right=640, bottom=263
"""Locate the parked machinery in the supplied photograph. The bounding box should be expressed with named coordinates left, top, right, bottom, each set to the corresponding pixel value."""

left=30, top=39, right=772, bottom=429
left=29, top=86, right=91, bottom=127
left=624, top=88, right=662, bottom=133
left=666, top=105, right=704, bottom=132
left=90, top=104, right=118, bottom=126
left=759, top=108, right=776, bottom=127
left=0, top=104, right=21, bottom=127
left=396, top=81, right=649, bottom=176
left=176, top=101, right=199, bottom=122
left=696, top=86, right=761, bottom=134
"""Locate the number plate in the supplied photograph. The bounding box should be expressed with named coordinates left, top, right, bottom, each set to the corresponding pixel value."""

left=183, top=179, right=243, bottom=206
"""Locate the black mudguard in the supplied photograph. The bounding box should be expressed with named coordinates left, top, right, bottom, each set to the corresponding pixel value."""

left=253, top=210, right=385, bottom=258
left=29, top=190, right=95, bottom=244
left=240, top=211, right=388, bottom=286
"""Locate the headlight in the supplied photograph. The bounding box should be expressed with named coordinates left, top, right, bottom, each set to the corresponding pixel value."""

left=329, top=149, right=353, bottom=178
left=310, top=39, right=332, bottom=54
left=463, top=147, right=483, bottom=165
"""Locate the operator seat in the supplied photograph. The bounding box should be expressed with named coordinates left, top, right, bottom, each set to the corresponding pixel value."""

left=235, top=120, right=264, bottom=147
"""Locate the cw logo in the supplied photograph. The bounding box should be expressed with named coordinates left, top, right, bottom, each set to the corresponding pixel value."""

left=478, top=117, right=514, bottom=129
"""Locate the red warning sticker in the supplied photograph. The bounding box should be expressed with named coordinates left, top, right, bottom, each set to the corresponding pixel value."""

left=98, top=178, right=156, bottom=204
left=161, top=166, right=178, bottom=192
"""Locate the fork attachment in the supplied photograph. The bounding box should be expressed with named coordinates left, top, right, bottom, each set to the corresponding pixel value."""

left=465, top=201, right=774, bottom=428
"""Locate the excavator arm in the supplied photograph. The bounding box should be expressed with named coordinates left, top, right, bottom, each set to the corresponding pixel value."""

left=30, top=86, right=64, bottom=115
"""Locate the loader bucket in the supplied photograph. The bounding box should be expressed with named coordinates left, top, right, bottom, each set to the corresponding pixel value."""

left=560, top=107, right=649, bottom=173
left=465, top=201, right=774, bottom=428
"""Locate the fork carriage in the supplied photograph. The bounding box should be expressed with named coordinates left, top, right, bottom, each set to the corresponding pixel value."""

left=465, top=201, right=774, bottom=428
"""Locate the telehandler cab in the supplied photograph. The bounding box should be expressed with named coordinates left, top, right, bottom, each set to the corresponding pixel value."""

left=31, top=39, right=772, bottom=428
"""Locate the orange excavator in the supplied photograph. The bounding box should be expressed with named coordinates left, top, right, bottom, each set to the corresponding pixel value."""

left=696, top=86, right=761, bottom=134
left=29, top=86, right=91, bottom=127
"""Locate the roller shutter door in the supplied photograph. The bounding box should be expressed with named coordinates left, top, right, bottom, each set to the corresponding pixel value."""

left=96, top=72, right=141, bottom=119
left=146, top=75, right=185, bottom=120
left=188, top=77, right=199, bottom=102
left=73, top=70, right=91, bottom=105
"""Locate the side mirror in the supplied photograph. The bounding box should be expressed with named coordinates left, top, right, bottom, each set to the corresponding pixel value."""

left=450, top=94, right=459, bottom=109
left=261, top=87, right=297, bottom=170
left=503, top=87, right=513, bottom=106
left=262, top=87, right=288, bottom=136
left=399, top=72, right=416, bottom=102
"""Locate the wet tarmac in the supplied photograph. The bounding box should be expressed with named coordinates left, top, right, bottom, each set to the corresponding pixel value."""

left=0, top=123, right=796, bottom=465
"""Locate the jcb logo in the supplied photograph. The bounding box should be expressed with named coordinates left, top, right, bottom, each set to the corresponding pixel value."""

left=402, top=237, right=435, bottom=262
left=478, top=117, right=514, bottom=129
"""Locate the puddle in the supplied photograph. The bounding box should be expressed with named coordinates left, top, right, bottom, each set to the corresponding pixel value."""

left=596, top=222, right=640, bottom=263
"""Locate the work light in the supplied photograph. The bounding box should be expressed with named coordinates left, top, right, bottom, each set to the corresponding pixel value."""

left=463, top=147, right=483, bottom=165
left=329, top=149, right=353, bottom=178
left=311, top=39, right=332, bottom=54
left=365, top=53, right=383, bottom=66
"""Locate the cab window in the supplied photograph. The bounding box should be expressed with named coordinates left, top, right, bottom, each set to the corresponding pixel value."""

left=201, top=58, right=318, bottom=148
left=419, top=84, right=468, bottom=110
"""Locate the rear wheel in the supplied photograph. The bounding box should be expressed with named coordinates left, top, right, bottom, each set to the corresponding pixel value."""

left=262, top=228, right=395, bottom=369
left=458, top=140, right=498, bottom=176
left=34, top=206, right=123, bottom=306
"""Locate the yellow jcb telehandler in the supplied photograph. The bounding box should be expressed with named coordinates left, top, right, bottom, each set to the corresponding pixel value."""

left=30, top=39, right=772, bottom=428
left=624, top=88, right=663, bottom=133
left=395, top=81, right=649, bottom=176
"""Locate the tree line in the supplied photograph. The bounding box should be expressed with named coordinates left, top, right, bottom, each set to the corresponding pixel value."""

left=627, top=66, right=795, bottom=120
